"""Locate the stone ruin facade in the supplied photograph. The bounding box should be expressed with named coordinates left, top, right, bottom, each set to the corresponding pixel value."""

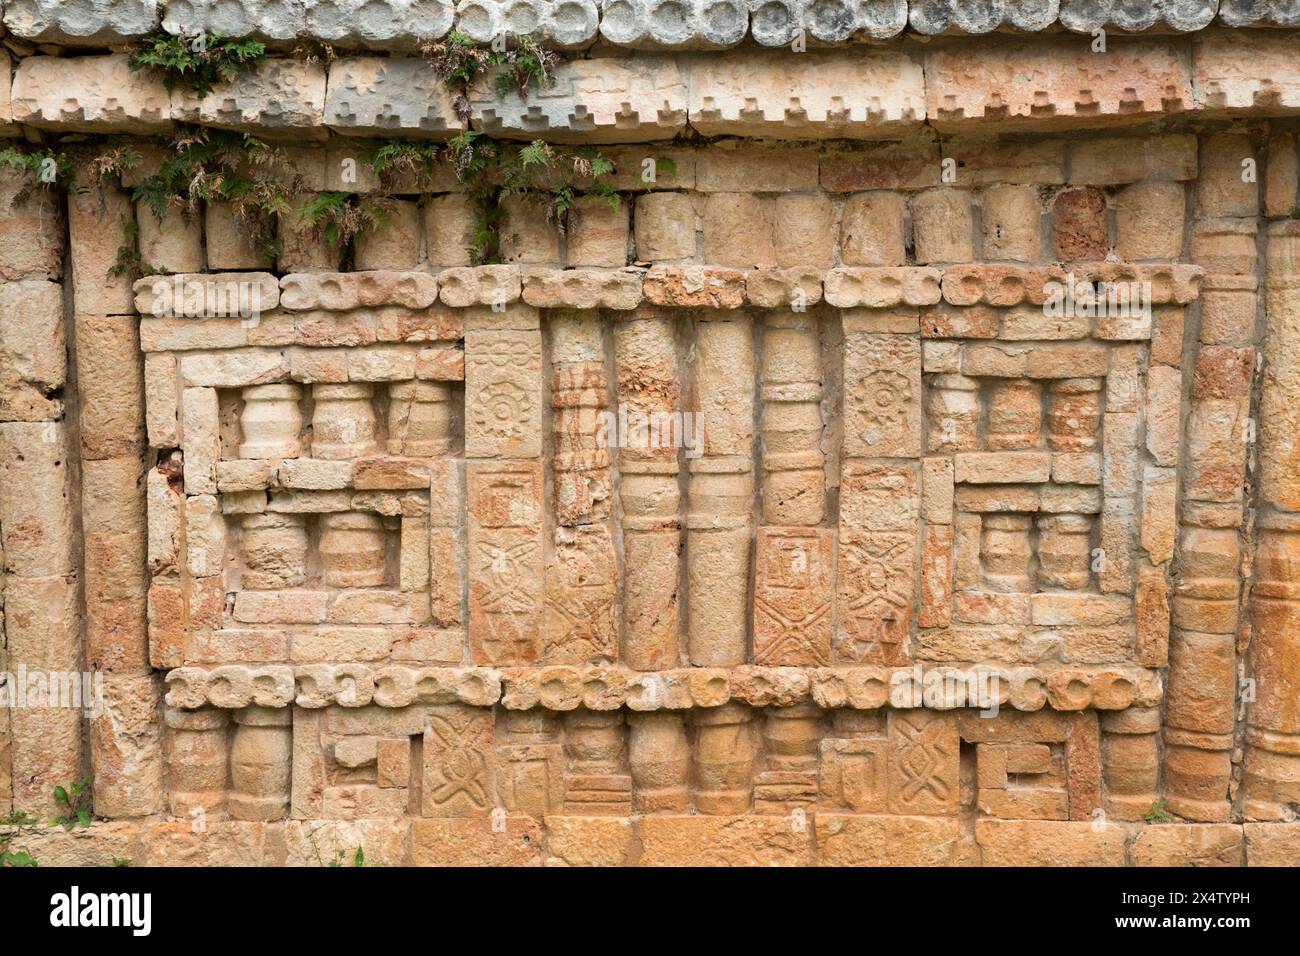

left=1, top=0, right=1299, bottom=868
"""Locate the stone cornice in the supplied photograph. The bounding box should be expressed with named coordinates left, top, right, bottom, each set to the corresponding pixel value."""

left=2, top=1, right=1298, bottom=51
left=162, top=661, right=1165, bottom=712
left=5, top=31, right=1299, bottom=143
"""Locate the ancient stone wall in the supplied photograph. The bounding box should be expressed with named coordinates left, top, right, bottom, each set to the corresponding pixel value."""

left=1, top=2, right=1300, bottom=866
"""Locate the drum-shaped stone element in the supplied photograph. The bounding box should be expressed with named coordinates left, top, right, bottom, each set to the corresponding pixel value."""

left=986, top=378, right=1043, bottom=450
left=981, top=514, right=1035, bottom=592
left=926, top=373, right=980, bottom=452
left=227, top=707, right=292, bottom=822
left=763, top=703, right=825, bottom=769
left=761, top=313, right=825, bottom=526
left=1036, top=513, right=1093, bottom=590
left=311, top=383, right=378, bottom=459
left=628, top=711, right=690, bottom=813
left=1101, top=706, right=1161, bottom=821
left=164, top=707, right=230, bottom=820
left=240, top=513, right=309, bottom=589
left=387, top=380, right=454, bottom=457
left=1047, top=377, right=1102, bottom=451
left=694, top=703, right=755, bottom=814
left=239, top=383, right=302, bottom=458
left=318, top=511, right=387, bottom=588
left=564, top=709, right=625, bottom=774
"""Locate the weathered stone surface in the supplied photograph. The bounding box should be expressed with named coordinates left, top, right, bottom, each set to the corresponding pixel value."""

left=686, top=50, right=924, bottom=139
left=926, top=39, right=1193, bottom=132
left=12, top=55, right=172, bottom=133
left=12, top=18, right=1300, bottom=872
left=471, top=56, right=687, bottom=143
left=4, top=0, right=160, bottom=45
left=324, top=57, right=464, bottom=137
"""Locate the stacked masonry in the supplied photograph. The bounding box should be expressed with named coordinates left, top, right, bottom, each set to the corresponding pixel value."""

left=1, top=17, right=1300, bottom=866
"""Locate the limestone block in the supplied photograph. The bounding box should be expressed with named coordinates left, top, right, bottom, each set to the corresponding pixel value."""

left=926, top=39, right=1193, bottom=132
left=912, top=188, right=974, bottom=264
left=745, top=268, right=822, bottom=308
left=161, top=0, right=308, bottom=41
left=0, top=170, right=64, bottom=281
left=702, top=193, right=775, bottom=267
left=12, top=55, right=172, bottom=133
left=698, top=144, right=819, bottom=191
left=0, top=422, right=76, bottom=577
left=521, top=267, right=643, bottom=309
left=842, top=335, right=922, bottom=459
left=465, top=315, right=543, bottom=458
left=982, top=185, right=1043, bottom=263
left=1116, top=182, right=1185, bottom=261
left=804, top=0, right=908, bottom=41
left=643, top=264, right=745, bottom=307
left=566, top=195, right=630, bottom=267
left=456, top=0, right=600, bottom=48
left=1195, top=29, right=1300, bottom=115
left=75, top=313, right=147, bottom=460
left=824, top=267, right=941, bottom=308
left=281, top=271, right=436, bottom=310
left=686, top=50, right=925, bottom=139
left=0, top=50, right=10, bottom=134
left=634, top=191, right=696, bottom=261
left=1, top=281, right=65, bottom=423
left=196, top=59, right=327, bottom=139
left=1219, top=1, right=1300, bottom=27
left=137, top=206, right=203, bottom=275
left=438, top=265, right=522, bottom=307
left=911, top=0, right=1058, bottom=34
left=842, top=191, right=907, bottom=266
left=324, top=57, right=465, bottom=137
left=3, top=0, right=159, bottom=45
left=134, top=272, right=282, bottom=317
left=470, top=57, right=687, bottom=143
left=598, top=0, right=747, bottom=48
left=354, top=200, right=423, bottom=271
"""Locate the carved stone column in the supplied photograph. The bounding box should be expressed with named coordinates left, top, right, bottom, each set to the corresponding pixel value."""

left=1245, top=220, right=1300, bottom=819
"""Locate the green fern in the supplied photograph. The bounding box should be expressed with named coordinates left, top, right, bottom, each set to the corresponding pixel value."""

left=130, top=30, right=267, bottom=98
left=299, top=191, right=391, bottom=260
left=0, top=146, right=75, bottom=205
left=130, top=126, right=298, bottom=262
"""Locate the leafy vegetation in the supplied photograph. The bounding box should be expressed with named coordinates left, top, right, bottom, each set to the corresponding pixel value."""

left=368, top=133, right=621, bottom=265
left=1144, top=798, right=1174, bottom=824
left=51, top=779, right=93, bottom=831
left=130, top=30, right=267, bottom=98
left=1, top=810, right=41, bottom=867
left=299, top=191, right=391, bottom=264
left=327, top=846, right=367, bottom=867
left=1, top=35, right=633, bottom=268
left=0, top=146, right=75, bottom=205
left=421, top=31, right=557, bottom=123
left=109, top=219, right=161, bottom=280
left=291, top=37, right=337, bottom=68
left=130, top=126, right=301, bottom=263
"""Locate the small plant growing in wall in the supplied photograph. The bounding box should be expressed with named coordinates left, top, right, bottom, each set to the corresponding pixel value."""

left=1143, top=798, right=1174, bottom=824
left=0, top=146, right=75, bottom=205
left=431, top=133, right=621, bottom=264
left=1, top=810, right=41, bottom=867
left=130, top=126, right=301, bottom=262
left=299, top=191, right=391, bottom=265
left=327, top=846, right=367, bottom=867
left=130, top=29, right=267, bottom=98
left=421, top=30, right=557, bottom=123
left=50, top=779, right=93, bottom=831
